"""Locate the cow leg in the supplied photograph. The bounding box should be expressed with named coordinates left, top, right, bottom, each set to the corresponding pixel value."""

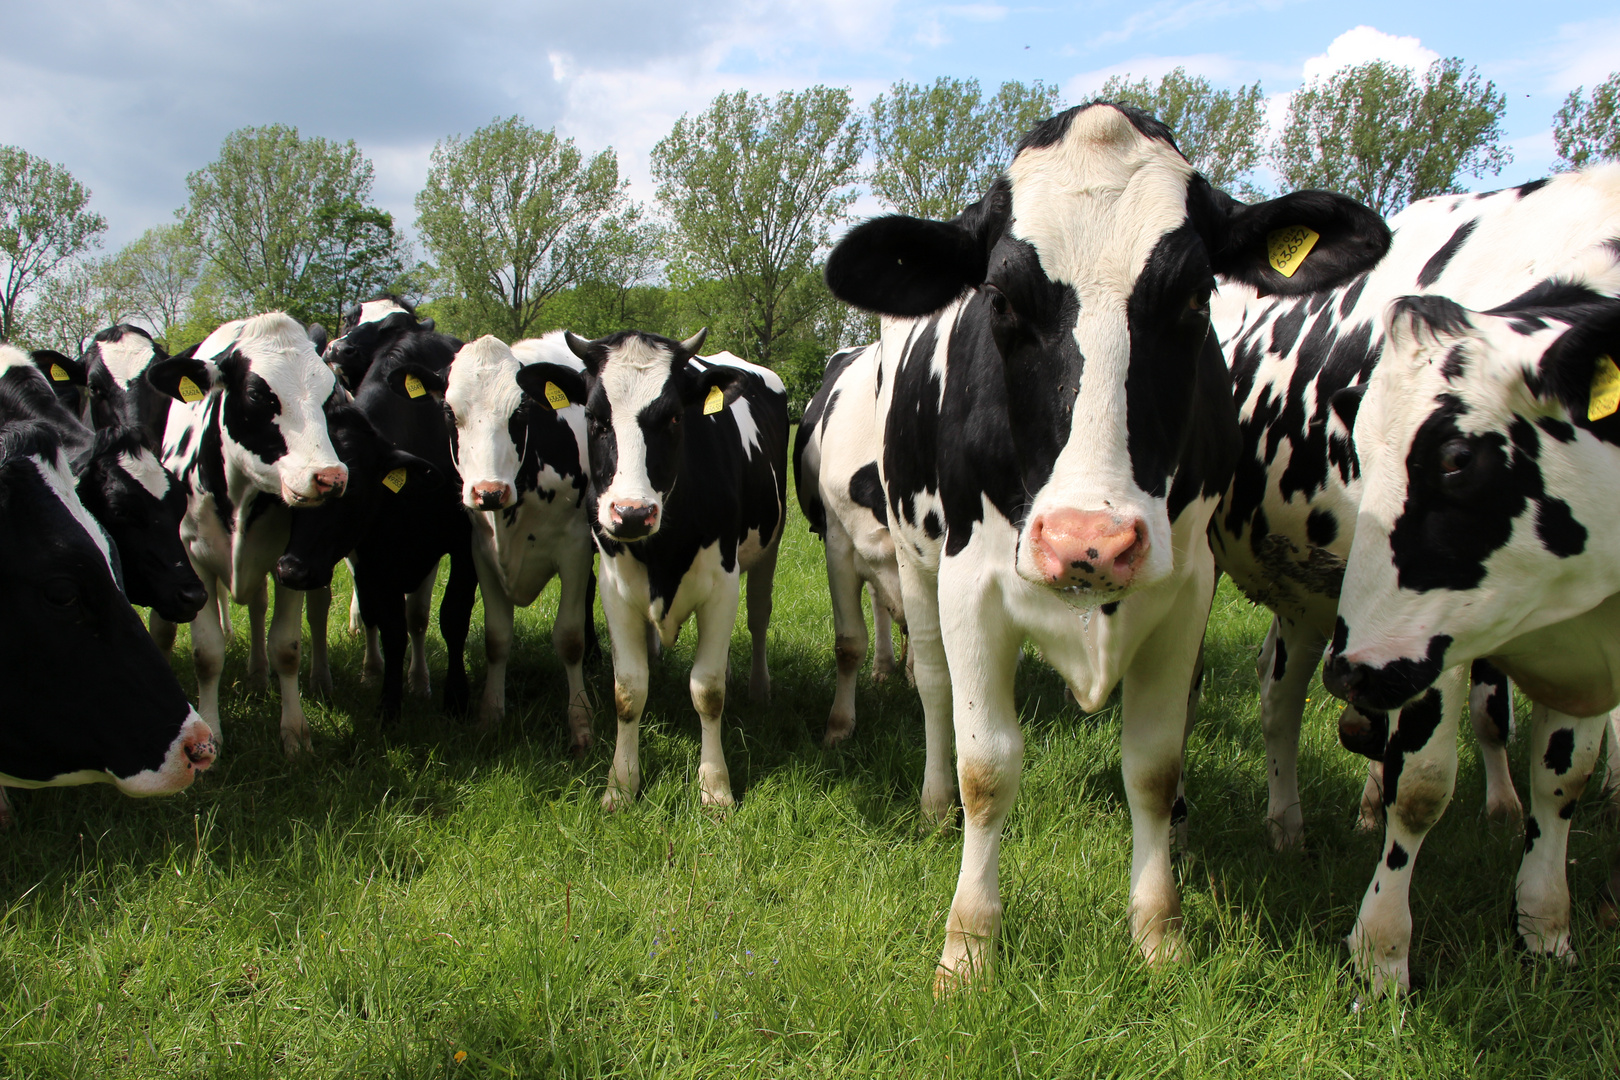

left=366, top=581, right=408, bottom=724
left=439, top=551, right=476, bottom=717
left=149, top=611, right=177, bottom=653
left=645, top=622, right=662, bottom=665
left=305, top=585, right=333, bottom=701
left=871, top=584, right=897, bottom=683
left=347, top=556, right=364, bottom=633
left=1469, top=659, right=1521, bottom=825
left=406, top=568, right=436, bottom=697
left=555, top=552, right=594, bottom=759
left=192, top=577, right=229, bottom=740
left=824, top=518, right=867, bottom=748
left=0, top=789, right=11, bottom=829
left=1516, top=705, right=1607, bottom=960
left=1257, top=616, right=1324, bottom=850
left=745, top=545, right=777, bottom=704
left=246, top=578, right=269, bottom=691
left=601, top=585, right=649, bottom=810
left=898, top=552, right=956, bottom=830
left=1173, top=639, right=1204, bottom=852
left=1358, top=761, right=1386, bottom=832
left=1603, top=708, right=1620, bottom=808
left=473, top=553, right=515, bottom=727
left=934, top=591, right=1021, bottom=993
left=1346, top=667, right=1466, bottom=996
left=268, top=580, right=312, bottom=755
left=691, top=576, right=743, bottom=807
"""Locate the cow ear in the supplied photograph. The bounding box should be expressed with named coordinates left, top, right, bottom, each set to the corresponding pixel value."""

left=684, top=363, right=745, bottom=412
left=1202, top=183, right=1391, bottom=297
left=31, top=350, right=85, bottom=387
left=386, top=363, right=446, bottom=402
left=1384, top=295, right=1473, bottom=366
left=514, top=363, right=587, bottom=411
left=826, top=181, right=1011, bottom=316
left=1533, top=298, right=1620, bottom=425
left=379, top=449, right=443, bottom=495
left=146, top=353, right=215, bottom=404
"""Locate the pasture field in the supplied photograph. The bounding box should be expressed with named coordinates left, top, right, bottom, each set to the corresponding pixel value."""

left=2, top=450, right=1617, bottom=1079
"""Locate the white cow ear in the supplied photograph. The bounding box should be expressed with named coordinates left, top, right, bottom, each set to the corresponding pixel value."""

left=1385, top=295, right=1473, bottom=367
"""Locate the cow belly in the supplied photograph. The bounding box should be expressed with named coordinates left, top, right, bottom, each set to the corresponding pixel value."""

left=472, top=495, right=590, bottom=606
left=603, top=542, right=732, bottom=644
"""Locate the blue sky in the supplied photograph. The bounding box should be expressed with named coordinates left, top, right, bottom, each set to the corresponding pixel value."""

left=1, top=0, right=1615, bottom=249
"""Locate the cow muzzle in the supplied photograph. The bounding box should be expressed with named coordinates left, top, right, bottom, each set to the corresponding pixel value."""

left=284, top=465, right=349, bottom=505
left=607, top=500, right=659, bottom=541
left=468, top=481, right=513, bottom=511
left=1024, top=509, right=1148, bottom=595
left=275, top=552, right=332, bottom=591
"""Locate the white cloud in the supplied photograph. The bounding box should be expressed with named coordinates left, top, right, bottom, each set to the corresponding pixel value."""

left=1542, top=16, right=1620, bottom=93
left=1298, top=26, right=1438, bottom=85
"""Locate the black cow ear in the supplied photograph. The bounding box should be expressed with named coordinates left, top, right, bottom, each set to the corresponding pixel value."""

left=1204, top=185, right=1391, bottom=297
left=515, top=363, right=587, bottom=410
left=684, top=363, right=745, bottom=412
left=386, top=363, right=446, bottom=402
left=31, top=350, right=85, bottom=387
left=379, top=449, right=443, bottom=495
left=146, top=354, right=214, bottom=404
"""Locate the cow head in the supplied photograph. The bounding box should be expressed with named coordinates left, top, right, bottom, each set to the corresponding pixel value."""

left=0, top=422, right=216, bottom=795
left=147, top=313, right=349, bottom=505
left=825, top=102, right=1389, bottom=600
left=81, top=324, right=172, bottom=448
left=1325, top=275, right=1620, bottom=712
left=276, top=403, right=440, bottom=590
left=0, top=346, right=94, bottom=472
left=326, top=300, right=433, bottom=391
left=514, top=328, right=730, bottom=542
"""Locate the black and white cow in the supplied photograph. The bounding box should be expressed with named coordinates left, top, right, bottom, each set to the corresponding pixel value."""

left=518, top=330, right=788, bottom=807
left=1212, top=168, right=1620, bottom=852
left=793, top=343, right=908, bottom=747
left=153, top=313, right=349, bottom=754
left=823, top=102, right=1388, bottom=987
left=387, top=333, right=595, bottom=750
left=80, top=324, right=174, bottom=449
left=1323, top=250, right=1620, bottom=993
left=0, top=420, right=217, bottom=813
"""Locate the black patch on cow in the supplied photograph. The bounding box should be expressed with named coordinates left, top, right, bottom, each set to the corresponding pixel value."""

left=1516, top=178, right=1551, bottom=199
left=1306, top=508, right=1338, bottom=546
left=885, top=316, right=945, bottom=535
left=1170, top=795, right=1187, bottom=824
left=1509, top=417, right=1540, bottom=458
left=1535, top=416, right=1575, bottom=443
left=922, top=510, right=942, bottom=539
left=1386, top=841, right=1410, bottom=870
left=1325, top=634, right=1452, bottom=713
left=1379, top=686, right=1445, bottom=809
left=1470, top=658, right=1513, bottom=744
left=1017, top=101, right=1176, bottom=156
left=1100, top=601, right=1119, bottom=615
left=1559, top=800, right=1577, bottom=820
left=1270, top=303, right=1308, bottom=356
left=1543, top=727, right=1575, bottom=775
left=848, top=462, right=888, bottom=527
left=1440, top=345, right=1468, bottom=382
left=1338, top=272, right=1369, bottom=318
left=1524, top=814, right=1540, bottom=853
left=1272, top=633, right=1288, bottom=681
left=1416, top=219, right=1479, bottom=288
left=218, top=357, right=289, bottom=465
left=196, top=398, right=234, bottom=532
left=1331, top=616, right=1348, bottom=656
left=1534, top=497, right=1586, bottom=556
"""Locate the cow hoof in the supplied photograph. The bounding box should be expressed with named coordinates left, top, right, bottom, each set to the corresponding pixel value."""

left=442, top=683, right=470, bottom=718
left=602, top=786, right=634, bottom=812
left=569, top=737, right=593, bottom=762
left=310, top=672, right=334, bottom=702
left=408, top=672, right=431, bottom=697
left=282, top=728, right=313, bottom=757
left=871, top=659, right=895, bottom=684
left=701, top=787, right=735, bottom=809
left=1137, top=930, right=1186, bottom=966
left=822, top=713, right=855, bottom=749
left=1485, top=798, right=1523, bottom=829
left=247, top=666, right=269, bottom=693
left=1268, top=823, right=1304, bottom=852
left=932, top=964, right=977, bottom=999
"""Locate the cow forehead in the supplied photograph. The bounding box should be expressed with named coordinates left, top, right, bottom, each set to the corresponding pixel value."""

left=28, top=451, right=114, bottom=575
left=233, top=314, right=335, bottom=403
left=600, top=337, right=678, bottom=416
left=97, top=333, right=156, bottom=388
left=357, top=298, right=407, bottom=325
left=0, top=343, right=33, bottom=377
left=446, top=336, right=523, bottom=425
left=1006, top=106, right=1194, bottom=298
left=117, top=448, right=172, bottom=500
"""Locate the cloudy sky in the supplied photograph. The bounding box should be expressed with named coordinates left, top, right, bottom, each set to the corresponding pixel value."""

left=2, top=0, right=1616, bottom=249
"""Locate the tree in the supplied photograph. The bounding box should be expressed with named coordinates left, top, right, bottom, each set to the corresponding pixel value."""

left=181, top=124, right=402, bottom=323
left=415, top=117, right=634, bottom=342
left=0, top=146, right=106, bottom=341
left=23, top=259, right=131, bottom=356
left=300, top=200, right=411, bottom=330
left=1273, top=58, right=1511, bottom=217
left=1099, top=68, right=1267, bottom=196
left=653, top=87, right=862, bottom=368
left=101, top=224, right=202, bottom=349
left=866, top=78, right=1061, bottom=219
left=1554, top=72, right=1620, bottom=170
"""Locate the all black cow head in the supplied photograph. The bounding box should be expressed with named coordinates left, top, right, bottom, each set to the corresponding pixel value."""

left=824, top=101, right=1390, bottom=601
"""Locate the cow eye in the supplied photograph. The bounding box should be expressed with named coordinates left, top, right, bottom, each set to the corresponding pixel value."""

left=669, top=413, right=681, bottom=428
left=984, top=284, right=1012, bottom=318
left=1438, top=438, right=1474, bottom=476
left=43, top=577, right=78, bottom=608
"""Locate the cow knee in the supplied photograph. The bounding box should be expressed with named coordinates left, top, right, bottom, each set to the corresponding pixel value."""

left=834, top=634, right=865, bottom=675
left=555, top=627, right=585, bottom=667
left=1128, top=761, right=1182, bottom=819
left=959, top=758, right=1016, bottom=827
left=692, top=678, right=725, bottom=720
left=272, top=640, right=301, bottom=676
left=1391, top=759, right=1452, bottom=835
left=192, top=644, right=223, bottom=682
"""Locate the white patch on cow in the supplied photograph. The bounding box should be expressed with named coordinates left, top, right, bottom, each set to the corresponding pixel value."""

left=98, top=332, right=157, bottom=388
left=0, top=343, right=32, bottom=376
left=702, top=349, right=785, bottom=395
left=1005, top=105, right=1194, bottom=592
left=357, top=298, right=407, bottom=326
left=28, top=449, right=113, bottom=575
left=118, top=448, right=172, bottom=500
left=228, top=313, right=343, bottom=503
left=597, top=335, right=677, bottom=527
left=728, top=396, right=761, bottom=456
left=446, top=336, right=528, bottom=506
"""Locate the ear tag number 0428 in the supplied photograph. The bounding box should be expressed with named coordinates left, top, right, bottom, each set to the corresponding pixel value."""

left=404, top=373, right=426, bottom=399
left=49, top=363, right=70, bottom=382
left=703, top=386, right=725, bottom=415
left=381, top=467, right=408, bottom=493
left=1268, top=226, right=1320, bottom=278
left=1589, top=354, right=1620, bottom=421
left=177, top=376, right=205, bottom=403
left=544, top=382, right=571, bottom=410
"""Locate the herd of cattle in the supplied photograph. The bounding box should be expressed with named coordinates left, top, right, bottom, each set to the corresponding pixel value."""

left=3, top=102, right=1620, bottom=998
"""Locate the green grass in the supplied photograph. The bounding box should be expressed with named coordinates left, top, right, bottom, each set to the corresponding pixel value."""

left=2, top=448, right=1618, bottom=1078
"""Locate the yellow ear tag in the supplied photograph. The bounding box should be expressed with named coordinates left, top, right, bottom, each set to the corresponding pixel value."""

left=1588, top=354, right=1620, bottom=421
left=48, top=363, right=69, bottom=382
left=1267, top=225, right=1320, bottom=278
left=703, top=385, right=725, bottom=415
left=404, top=373, right=426, bottom=399
left=177, top=376, right=204, bottom=403
left=543, top=381, right=571, bottom=410
left=381, top=467, right=408, bottom=493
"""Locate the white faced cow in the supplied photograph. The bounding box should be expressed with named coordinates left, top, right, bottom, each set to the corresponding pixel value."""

left=151, top=313, right=348, bottom=755
left=793, top=343, right=908, bottom=747
left=1324, top=247, right=1620, bottom=994
left=823, top=102, right=1389, bottom=989
left=517, top=330, right=788, bottom=809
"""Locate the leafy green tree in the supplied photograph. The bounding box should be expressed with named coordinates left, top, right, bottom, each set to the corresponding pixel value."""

left=866, top=77, right=1061, bottom=219
left=300, top=200, right=411, bottom=330
left=101, top=224, right=202, bottom=349
left=653, top=87, right=862, bottom=368
left=1554, top=72, right=1620, bottom=170
left=0, top=146, right=107, bottom=341
left=1099, top=68, right=1267, bottom=196
left=23, top=258, right=130, bottom=356
left=1273, top=58, right=1511, bottom=217
left=181, top=124, right=402, bottom=323
left=415, top=117, right=635, bottom=342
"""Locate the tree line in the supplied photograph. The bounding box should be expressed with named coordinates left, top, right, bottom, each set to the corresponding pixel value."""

left=4, top=63, right=1619, bottom=416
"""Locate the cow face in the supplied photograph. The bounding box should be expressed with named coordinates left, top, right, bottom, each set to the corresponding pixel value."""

left=148, top=313, right=348, bottom=505
left=326, top=306, right=422, bottom=391
left=74, top=428, right=206, bottom=622
left=0, top=423, right=216, bottom=795
left=514, top=329, right=732, bottom=542
left=0, top=346, right=94, bottom=471
left=826, top=102, right=1389, bottom=600
left=276, top=404, right=440, bottom=590
left=1325, top=284, right=1620, bottom=711
left=82, top=324, right=172, bottom=447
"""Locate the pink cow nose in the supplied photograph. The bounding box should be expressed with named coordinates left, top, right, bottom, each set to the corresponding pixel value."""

left=471, top=481, right=512, bottom=510
left=1027, top=509, right=1148, bottom=592
left=312, top=466, right=348, bottom=496
left=610, top=500, right=659, bottom=538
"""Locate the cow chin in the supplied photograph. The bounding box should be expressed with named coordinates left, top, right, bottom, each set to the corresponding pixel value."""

left=280, top=482, right=330, bottom=507
left=111, top=710, right=218, bottom=796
